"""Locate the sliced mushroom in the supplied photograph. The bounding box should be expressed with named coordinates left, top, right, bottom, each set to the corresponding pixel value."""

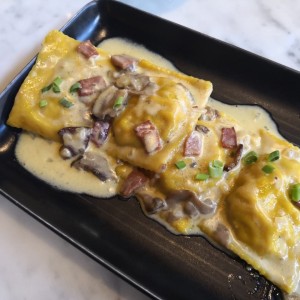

left=115, top=73, right=150, bottom=92
left=199, top=106, right=220, bottom=121
left=195, top=124, right=210, bottom=134
left=90, top=121, right=110, bottom=147
left=224, top=143, right=244, bottom=171
left=93, top=85, right=118, bottom=118
left=72, top=152, right=116, bottom=181
left=108, top=70, right=157, bottom=96
left=58, top=127, right=92, bottom=159
left=107, top=70, right=121, bottom=80
left=166, top=190, right=196, bottom=205
left=199, top=198, right=216, bottom=215
left=129, top=82, right=158, bottom=96
left=166, top=209, right=185, bottom=223
left=92, top=86, right=128, bottom=119
left=183, top=201, right=200, bottom=218
left=166, top=190, right=216, bottom=216
left=214, top=223, right=230, bottom=247
left=190, top=162, right=198, bottom=168
left=138, top=194, right=167, bottom=214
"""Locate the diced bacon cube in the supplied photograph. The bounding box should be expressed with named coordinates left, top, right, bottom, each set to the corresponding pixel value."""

left=221, top=127, right=237, bottom=149
left=77, top=40, right=99, bottom=59
left=111, top=54, right=137, bottom=70
left=121, top=169, right=148, bottom=197
left=78, top=76, right=106, bottom=97
left=184, top=131, right=203, bottom=156
left=135, top=120, right=162, bottom=154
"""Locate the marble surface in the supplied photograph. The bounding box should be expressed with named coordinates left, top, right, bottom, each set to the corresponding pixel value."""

left=0, top=0, right=300, bottom=299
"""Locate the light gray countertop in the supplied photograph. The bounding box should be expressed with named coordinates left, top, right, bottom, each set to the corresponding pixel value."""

left=0, top=0, right=299, bottom=299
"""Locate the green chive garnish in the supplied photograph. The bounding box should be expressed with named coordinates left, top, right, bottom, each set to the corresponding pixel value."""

left=291, top=183, right=300, bottom=202
left=195, top=173, right=209, bottom=181
left=69, top=82, right=81, bottom=93
left=268, top=150, right=280, bottom=162
left=41, top=77, right=63, bottom=93
left=59, top=98, right=73, bottom=108
left=39, top=99, right=48, bottom=108
left=41, top=84, right=52, bottom=93
left=208, top=160, right=224, bottom=178
left=52, top=84, right=61, bottom=93
left=262, top=164, right=275, bottom=174
left=243, top=151, right=258, bottom=165
left=113, top=96, right=124, bottom=109
left=53, top=77, right=62, bottom=86
left=52, top=77, right=62, bottom=93
left=175, top=160, right=186, bottom=169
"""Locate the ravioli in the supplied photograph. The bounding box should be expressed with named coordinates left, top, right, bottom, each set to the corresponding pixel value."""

left=7, top=30, right=211, bottom=146
left=108, top=78, right=205, bottom=172
left=221, top=131, right=300, bottom=293
left=7, top=31, right=300, bottom=296
left=7, top=31, right=105, bottom=141
left=158, top=109, right=239, bottom=194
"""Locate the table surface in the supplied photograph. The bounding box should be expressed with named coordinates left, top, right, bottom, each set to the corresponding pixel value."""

left=0, top=0, right=300, bottom=299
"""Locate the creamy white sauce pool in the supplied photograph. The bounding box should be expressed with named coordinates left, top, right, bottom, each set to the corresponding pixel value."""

left=99, top=38, right=176, bottom=71
left=14, top=37, right=296, bottom=298
left=209, top=98, right=281, bottom=138
left=16, top=133, right=118, bottom=197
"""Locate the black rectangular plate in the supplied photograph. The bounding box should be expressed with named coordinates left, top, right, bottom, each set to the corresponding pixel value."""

left=1, top=1, right=299, bottom=299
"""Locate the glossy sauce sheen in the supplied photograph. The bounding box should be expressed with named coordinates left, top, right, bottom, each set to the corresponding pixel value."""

left=15, top=37, right=299, bottom=298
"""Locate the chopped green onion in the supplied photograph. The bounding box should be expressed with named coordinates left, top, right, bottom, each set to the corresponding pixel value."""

left=175, top=160, right=186, bottom=170
left=195, top=173, right=209, bottom=181
left=268, top=150, right=280, bottom=162
left=208, top=160, right=224, bottom=178
left=53, top=77, right=62, bottom=86
left=113, top=96, right=124, bottom=109
left=262, top=164, right=275, bottom=174
left=59, top=98, right=73, bottom=108
left=212, top=160, right=223, bottom=168
left=291, top=183, right=300, bottom=202
left=52, top=77, right=62, bottom=93
left=242, top=151, right=258, bottom=165
left=52, top=84, right=61, bottom=93
left=41, top=84, right=52, bottom=93
left=69, top=82, right=82, bottom=93
left=39, top=99, right=48, bottom=108
left=41, top=77, right=63, bottom=94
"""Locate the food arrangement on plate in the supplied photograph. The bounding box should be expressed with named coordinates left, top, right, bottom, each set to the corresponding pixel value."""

left=6, top=30, right=300, bottom=296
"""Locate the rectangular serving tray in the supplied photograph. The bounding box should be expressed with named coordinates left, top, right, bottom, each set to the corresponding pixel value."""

left=1, top=1, right=299, bottom=299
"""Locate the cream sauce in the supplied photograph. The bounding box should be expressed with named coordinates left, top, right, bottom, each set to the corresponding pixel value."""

left=101, top=38, right=281, bottom=138
left=208, top=98, right=281, bottom=138
left=15, top=133, right=118, bottom=197
left=15, top=37, right=279, bottom=199
left=14, top=37, right=297, bottom=298
left=99, top=37, right=176, bottom=70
